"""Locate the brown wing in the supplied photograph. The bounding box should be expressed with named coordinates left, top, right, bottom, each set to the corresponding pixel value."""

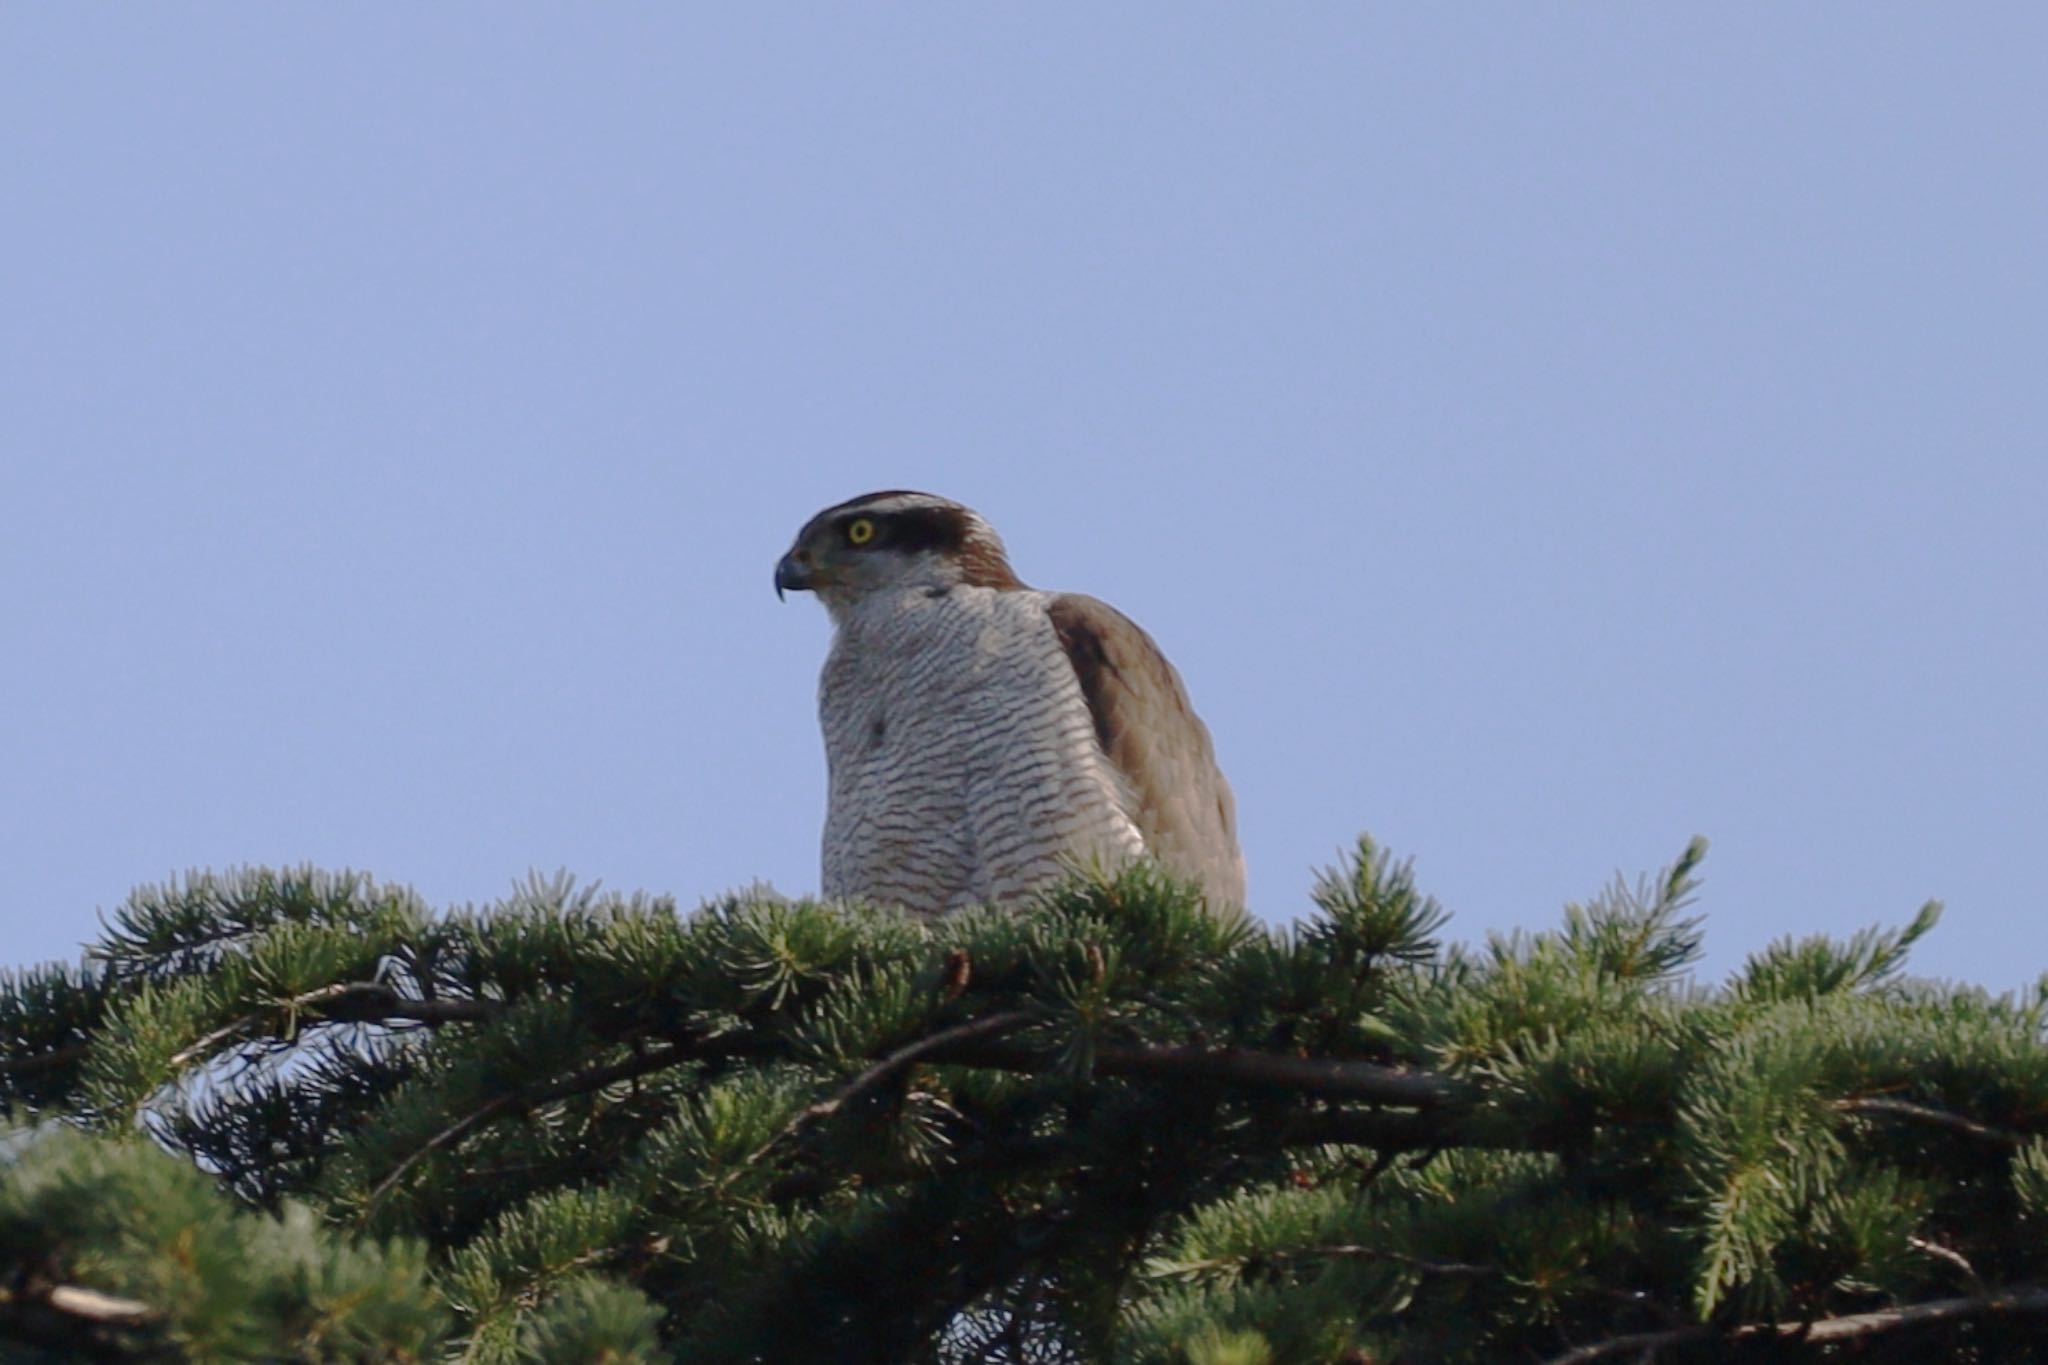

left=1045, top=593, right=1246, bottom=913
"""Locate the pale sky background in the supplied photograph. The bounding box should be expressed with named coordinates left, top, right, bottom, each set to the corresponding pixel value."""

left=3, top=9, right=2043, bottom=993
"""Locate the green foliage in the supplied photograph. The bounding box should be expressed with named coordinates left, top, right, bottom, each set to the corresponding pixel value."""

left=2, top=838, right=2045, bottom=1361
left=514, top=1277, right=669, bottom=1363
left=1734, top=898, right=1942, bottom=1003
left=1306, top=835, right=1451, bottom=969
left=0, top=1123, right=446, bottom=1361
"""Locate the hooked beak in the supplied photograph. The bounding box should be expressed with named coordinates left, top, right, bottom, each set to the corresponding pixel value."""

left=774, top=550, right=815, bottom=601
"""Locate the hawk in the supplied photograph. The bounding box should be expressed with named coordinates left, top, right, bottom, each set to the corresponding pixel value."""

left=775, top=490, right=1244, bottom=918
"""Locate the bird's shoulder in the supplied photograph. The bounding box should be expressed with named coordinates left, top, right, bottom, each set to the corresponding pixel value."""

left=1037, top=591, right=1198, bottom=749
left=1041, top=590, right=1244, bottom=906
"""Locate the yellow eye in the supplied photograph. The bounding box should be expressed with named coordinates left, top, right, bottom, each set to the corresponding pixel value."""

left=845, top=518, right=876, bottom=546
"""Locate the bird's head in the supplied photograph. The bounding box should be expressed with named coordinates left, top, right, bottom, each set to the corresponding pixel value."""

left=775, top=491, right=1023, bottom=614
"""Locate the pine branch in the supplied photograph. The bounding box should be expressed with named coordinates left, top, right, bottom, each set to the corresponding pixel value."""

left=4, top=983, right=484, bottom=1087
left=25, top=847, right=2025, bottom=1361
left=766, top=1133, right=1072, bottom=1203
left=167, top=982, right=493, bottom=1069
left=1835, top=1096, right=2030, bottom=1147
left=41, top=1285, right=154, bottom=1326
left=1163, top=1244, right=1496, bottom=1280
left=363, top=1038, right=700, bottom=1214
left=1540, top=1286, right=2048, bottom=1364
left=1281, top=1107, right=1532, bottom=1152
left=298, top=982, right=495, bottom=1027
left=736, top=1009, right=1046, bottom=1185
left=0, top=1043, right=86, bottom=1078
left=0, top=1281, right=157, bottom=1364
left=363, top=1012, right=1042, bottom=1215
left=926, top=1037, right=1469, bottom=1108
left=795, top=1008, right=1045, bottom=1129
left=1908, top=1235, right=1982, bottom=1289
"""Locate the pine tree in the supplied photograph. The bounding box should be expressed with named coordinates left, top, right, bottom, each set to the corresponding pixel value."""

left=5, top=838, right=2047, bottom=1362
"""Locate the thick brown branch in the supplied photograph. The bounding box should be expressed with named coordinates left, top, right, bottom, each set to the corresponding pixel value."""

left=1786, top=1286, right=2048, bottom=1343
left=8, top=986, right=490, bottom=1082
left=1541, top=1285, right=2048, bottom=1364
left=303, top=983, right=496, bottom=1027
left=767, top=1133, right=1072, bottom=1203
left=1299, top=1243, right=1495, bottom=1278
left=167, top=983, right=495, bottom=1069
left=1161, top=1244, right=1495, bottom=1280
left=1279, top=1107, right=1538, bottom=1153
left=1836, top=1096, right=2029, bottom=1147
left=1543, top=1322, right=1712, bottom=1362
left=925, top=1037, right=1469, bottom=1108
left=0, top=1043, right=87, bottom=1080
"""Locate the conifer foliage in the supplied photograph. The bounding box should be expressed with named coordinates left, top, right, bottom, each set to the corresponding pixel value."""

left=4, top=839, right=2048, bottom=1361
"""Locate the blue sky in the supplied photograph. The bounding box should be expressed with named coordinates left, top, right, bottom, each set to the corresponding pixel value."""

left=3, top=8, right=2043, bottom=992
